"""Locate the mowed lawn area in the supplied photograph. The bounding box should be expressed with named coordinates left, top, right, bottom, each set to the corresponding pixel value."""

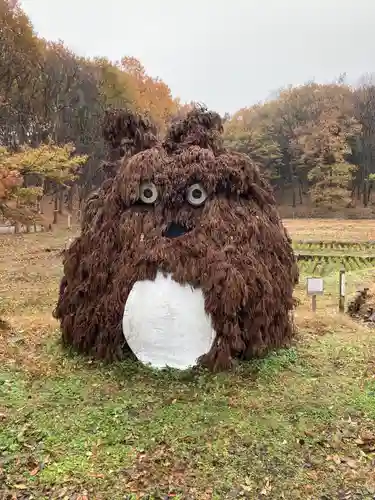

left=1, top=220, right=375, bottom=499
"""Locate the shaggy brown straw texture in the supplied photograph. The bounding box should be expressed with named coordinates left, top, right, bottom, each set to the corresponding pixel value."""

left=83, top=108, right=158, bottom=229
left=54, top=105, right=299, bottom=371
left=101, top=108, right=158, bottom=179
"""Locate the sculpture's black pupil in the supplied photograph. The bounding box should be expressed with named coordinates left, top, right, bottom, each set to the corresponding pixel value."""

left=192, top=189, right=202, bottom=199
left=144, top=188, right=153, bottom=199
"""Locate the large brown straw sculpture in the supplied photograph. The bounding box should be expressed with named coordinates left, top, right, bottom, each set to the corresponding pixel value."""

left=54, top=105, right=299, bottom=370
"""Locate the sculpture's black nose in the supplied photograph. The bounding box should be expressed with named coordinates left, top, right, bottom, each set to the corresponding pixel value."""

left=163, top=222, right=190, bottom=239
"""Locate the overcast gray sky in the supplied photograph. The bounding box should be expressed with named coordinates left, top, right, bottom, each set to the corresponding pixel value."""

left=20, top=0, right=375, bottom=114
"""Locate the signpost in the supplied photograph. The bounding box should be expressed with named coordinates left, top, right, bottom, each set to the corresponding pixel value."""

left=307, top=277, right=324, bottom=312
left=339, top=269, right=345, bottom=312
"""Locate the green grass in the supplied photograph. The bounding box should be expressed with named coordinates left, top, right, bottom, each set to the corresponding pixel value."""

left=292, top=238, right=375, bottom=276
left=1, top=230, right=375, bottom=498
left=292, top=240, right=375, bottom=251
left=2, top=329, right=375, bottom=499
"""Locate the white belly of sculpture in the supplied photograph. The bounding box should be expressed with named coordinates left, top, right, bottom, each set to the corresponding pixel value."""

left=122, top=271, right=216, bottom=369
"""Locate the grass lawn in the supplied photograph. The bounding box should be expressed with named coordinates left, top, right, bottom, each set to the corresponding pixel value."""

left=1, top=224, right=375, bottom=499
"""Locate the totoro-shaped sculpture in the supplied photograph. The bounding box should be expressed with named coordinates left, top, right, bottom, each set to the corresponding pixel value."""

left=54, top=105, right=299, bottom=371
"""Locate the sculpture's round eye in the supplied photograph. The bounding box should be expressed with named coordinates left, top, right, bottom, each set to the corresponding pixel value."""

left=186, top=183, right=207, bottom=206
left=139, top=182, right=158, bottom=204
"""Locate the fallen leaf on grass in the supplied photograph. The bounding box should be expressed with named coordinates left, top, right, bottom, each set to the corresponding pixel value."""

left=326, top=454, right=341, bottom=465
left=307, top=471, right=319, bottom=480
left=29, top=466, right=39, bottom=476
left=326, top=455, right=359, bottom=469
left=260, top=478, right=272, bottom=496
left=304, top=430, right=315, bottom=438
left=356, top=432, right=375, bottom=453
left=13, top=484, right=27, bottom=489
left=331, top=432, right=342, bottom=449
left=361, top=431, right=375, bottom=441
left=341, top=457, right=358, bottom=469
left=338, top=489, right=354, bottom=499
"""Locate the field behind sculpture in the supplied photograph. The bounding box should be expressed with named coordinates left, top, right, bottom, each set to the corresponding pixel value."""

left=1, top=219, right=375, bottom=499
left=284, top=218, right=375, bottom=242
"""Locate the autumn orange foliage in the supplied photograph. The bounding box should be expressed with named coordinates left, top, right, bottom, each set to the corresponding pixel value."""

left=121, top=56, right=178, bottom=132
left=0, top=168, right=23, bottom=200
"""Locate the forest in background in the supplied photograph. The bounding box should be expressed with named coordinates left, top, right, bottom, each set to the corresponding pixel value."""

left=1, top=0, right=375, bottom=227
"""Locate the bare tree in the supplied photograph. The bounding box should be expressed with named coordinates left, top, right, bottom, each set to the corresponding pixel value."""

left=353, top=73, right=375, bottom=206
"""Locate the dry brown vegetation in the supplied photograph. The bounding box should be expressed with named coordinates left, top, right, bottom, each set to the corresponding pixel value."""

left=284, top=218, right=375, bottom=242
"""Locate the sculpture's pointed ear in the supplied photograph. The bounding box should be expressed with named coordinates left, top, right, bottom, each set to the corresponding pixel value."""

left=102, top=161, right=118, bottom=179
left=102, top=108, right=158, bottom=158
left=98, top=108, right=159, bottom=182
left=163, top=103, right=224, bottom=153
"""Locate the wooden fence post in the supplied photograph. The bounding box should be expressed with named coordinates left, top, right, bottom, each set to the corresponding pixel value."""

left=311, top=294, right=317, bottom=312
left=339, top=269, right=345, bottom=312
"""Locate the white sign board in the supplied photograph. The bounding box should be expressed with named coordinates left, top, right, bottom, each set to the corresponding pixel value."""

left=307, top=277, right=324, bottom=295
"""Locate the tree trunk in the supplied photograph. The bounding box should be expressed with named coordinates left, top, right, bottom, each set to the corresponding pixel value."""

left=77, top=186, right=86, bottom=222
left=362, top=134, right=371, bottom=206
left=39, top=180, right=45, bottom=214
left=67, top=185, right=74, bottom=212
left=53, top=193, right=58, bottom=224
left=291, top=177, right=296, bottom=208
left=288, top=157, right=297, bottom=207
left=298, top=179, right=303, bottom=205
left=58, top=188, right=64, bottom=214
left=363, top=179, right=369, bottom=207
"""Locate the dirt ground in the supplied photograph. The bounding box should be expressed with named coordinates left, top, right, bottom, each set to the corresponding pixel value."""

left=284, top=218, right=375, bottom=242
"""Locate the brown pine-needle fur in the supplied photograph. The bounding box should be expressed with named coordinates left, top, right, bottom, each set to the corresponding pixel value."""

left=54, top=105, right=299, bottom=370
left=101, top=107, right=158, bottom=175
